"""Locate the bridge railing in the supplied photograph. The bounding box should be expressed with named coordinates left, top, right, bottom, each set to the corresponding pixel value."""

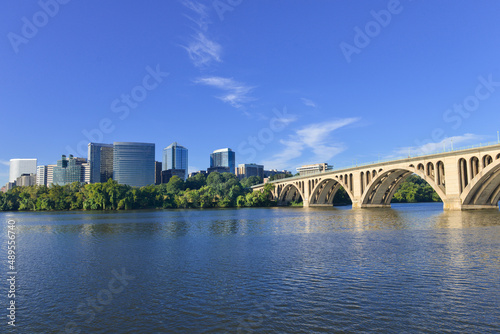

left=254, top=141, right=500, bottom=186
left=334, top=141, right=500, bottom=171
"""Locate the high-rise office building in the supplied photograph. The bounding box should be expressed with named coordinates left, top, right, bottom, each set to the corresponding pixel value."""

left=52, top=155, right=79, bottom=185
left=163, top=142, right=188, bottom=180
left=36, top=165, right=47, bottom=186
left=209, top=148, right=235, bottom=174
left=236, top=163, right=264, bottom=179
left=99, top=146, right=113, bottom=182
left=113, top=142, right=155, bottom=187
left=155, top=161, right=162, bottom=185
left=46, top=164, right=56, bottom=187
left=52, top=155, right=89, bottom=185
left=9, top=159, right=37, bottom=182
left=81, top=161, right=91, bottom=184
left=88, top=143, right=113, bottom=183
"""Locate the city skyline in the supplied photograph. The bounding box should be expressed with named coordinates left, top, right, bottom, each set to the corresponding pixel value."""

left=2, top=1, right=500, bottom=187
left=5, top=140, right=290, bottom=189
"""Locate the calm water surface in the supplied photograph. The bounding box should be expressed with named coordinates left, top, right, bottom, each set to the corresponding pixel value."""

left=1, top=203, right=499, bottom=333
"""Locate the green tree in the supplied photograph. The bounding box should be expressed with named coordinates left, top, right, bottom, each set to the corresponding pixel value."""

left=185, top=173, right=206, bottom=190
left=236, top=195, right=246, bottom=207
left=166, top=176, right=184, bottom=195
left=240, top=176, right=262, bottom=188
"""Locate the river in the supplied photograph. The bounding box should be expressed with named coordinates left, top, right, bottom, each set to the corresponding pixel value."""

left=1, top=203, right=499, bottom=333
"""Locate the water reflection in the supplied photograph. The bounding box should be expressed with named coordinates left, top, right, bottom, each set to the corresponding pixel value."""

left=350, top=208, right=406, bottom=231
left=4, top=204, right=500, bottom=238
left=434, top=209, right=500, bottom=229
left=1, top=204, right=500, bottom=333
left=209, top=219, right=240, bottom=235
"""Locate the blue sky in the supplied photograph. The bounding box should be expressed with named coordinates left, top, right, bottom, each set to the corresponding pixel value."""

left=2, top=0, right=500, bottom=186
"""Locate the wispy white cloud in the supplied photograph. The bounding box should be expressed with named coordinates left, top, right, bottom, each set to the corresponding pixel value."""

left=394, top=133, right=485, bottom=156
left=181, top=0, right=221, bottom=67
left=301, top=98, right=317, bottom=108
left=262, top=118, right=359, bottom=169
left=181, top=0, right=210, bottom=30
left=182, top=32, right=222, bottom=67
left=0, top=160, right=10, bottom=167
left=195, top=76, right=255, bottom=108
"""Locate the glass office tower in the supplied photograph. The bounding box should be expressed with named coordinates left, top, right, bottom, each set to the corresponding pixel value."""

left=52, top=155, right=87, bottom=185
left=88, top=143, right=113, bottom=183
left=99, top=146, right=114, bottom=182
left=162, top=142, right=188, bottom=180
left=210, top=148, right=236, bottom=174
left=113, top=142, right=155, bottom=187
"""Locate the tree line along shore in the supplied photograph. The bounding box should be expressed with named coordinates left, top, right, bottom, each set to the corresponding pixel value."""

left=0, top=173, right=440, bottom=212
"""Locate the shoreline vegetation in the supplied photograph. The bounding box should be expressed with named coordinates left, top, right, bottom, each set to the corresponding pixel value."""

left=0, top=173, right=440, bottom=212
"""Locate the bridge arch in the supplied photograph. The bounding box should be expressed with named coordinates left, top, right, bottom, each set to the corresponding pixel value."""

left=360, top=166, right=446, bottom=207
left=360, top=172, right=364, bottom=193
left=309, top=177, right=354, bottom=206
left=483, top=155, right=493, bottom=168
left=426, top=162, right=435, bottom=181
left=458, top=158, right=469, bottom=192
left=461, top=159, right=500, bottom=208
left=436, top=161, right=445, bottom=190
left=470, top=156, right=480, bottom=179
left=277, top=183, right=304, bottom=205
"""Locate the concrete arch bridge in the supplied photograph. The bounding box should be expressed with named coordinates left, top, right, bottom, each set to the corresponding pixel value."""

left=252, top=144, right=500, bottom=210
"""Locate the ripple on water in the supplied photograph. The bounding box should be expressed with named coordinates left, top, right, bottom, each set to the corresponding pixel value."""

left=1, top=204, right=500, bottom=333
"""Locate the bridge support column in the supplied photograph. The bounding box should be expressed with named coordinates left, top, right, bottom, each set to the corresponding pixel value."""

left=443, top=196, right=463, bottom=211
left=350, top=196, right=363, bottom=209
left=303, top=182, right=310, bottom=207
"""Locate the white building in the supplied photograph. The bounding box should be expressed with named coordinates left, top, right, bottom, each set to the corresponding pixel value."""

left=36, top=165, right=47, bottom=186
left=9, top=159, right=37, bottom=182
left=46, top=164, right=56, bottom=187
left=296, top=163, right=333, bottom=176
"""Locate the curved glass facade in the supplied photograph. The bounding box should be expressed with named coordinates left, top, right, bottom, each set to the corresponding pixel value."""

left=210, top=148, right=235, bottom=174
left=113, top=142, right=155, bottom=187
left=9, top=159, right=37, bottom=182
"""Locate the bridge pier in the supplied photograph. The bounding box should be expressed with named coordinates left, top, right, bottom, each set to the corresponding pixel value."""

left=443, top=197, right=463, bottom=211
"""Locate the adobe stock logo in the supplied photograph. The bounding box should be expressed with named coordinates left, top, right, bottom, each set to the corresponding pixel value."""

left=7, top=0, right=71, bottom=54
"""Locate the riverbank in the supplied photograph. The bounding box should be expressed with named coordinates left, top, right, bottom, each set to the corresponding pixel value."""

left=1, top=173, right=441, bottom=212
